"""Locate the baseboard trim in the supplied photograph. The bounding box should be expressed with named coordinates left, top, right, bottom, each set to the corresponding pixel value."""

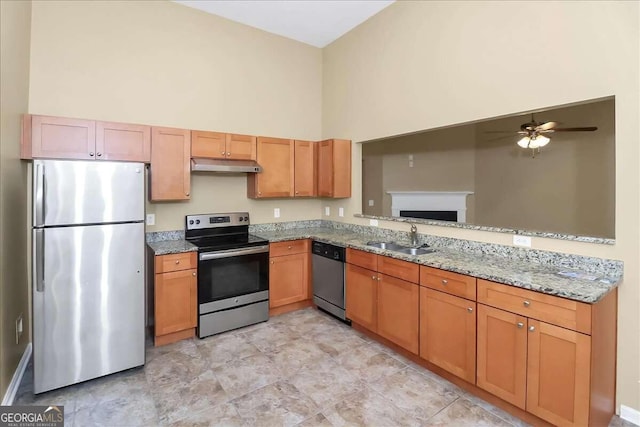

left=621, top=404, right=640, bottom=426
left=1, top=342, right=32, bottom=406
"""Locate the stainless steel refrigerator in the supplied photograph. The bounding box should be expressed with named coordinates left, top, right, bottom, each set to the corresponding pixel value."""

left=32, top=159, right=145, bottom=393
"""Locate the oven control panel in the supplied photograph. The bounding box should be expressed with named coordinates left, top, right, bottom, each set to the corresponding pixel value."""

left=186, top=212, right=250, bottom=230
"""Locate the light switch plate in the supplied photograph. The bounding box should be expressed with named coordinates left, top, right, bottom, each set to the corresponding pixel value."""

left=513, top=235, right=531, bottom=247
left=368, top=200, right=374, bottom=207
left=339, top=207, right=344, bottom=217
left=324, top=206, right=330, bottom=216
left=274, top=208, right=280, bottom=218
left=146, top=214, right=155, bottom=226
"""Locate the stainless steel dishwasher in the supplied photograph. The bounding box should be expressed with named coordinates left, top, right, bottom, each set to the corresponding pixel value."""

left=312, top=241, right=347, bottom=320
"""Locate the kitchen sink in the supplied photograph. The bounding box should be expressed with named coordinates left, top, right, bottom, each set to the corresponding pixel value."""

left=396, top=247, right=437, bottom=256
left=366, top=241, right=436, bottom=256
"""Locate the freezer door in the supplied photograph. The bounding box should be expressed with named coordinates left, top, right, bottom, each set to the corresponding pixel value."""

left=33, top=222, right=145, bottom=393
left=33, top=159, right=144, bottom=227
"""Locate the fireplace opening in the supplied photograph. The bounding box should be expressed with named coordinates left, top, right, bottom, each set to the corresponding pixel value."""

left=400, top=210, right=458, bottom=222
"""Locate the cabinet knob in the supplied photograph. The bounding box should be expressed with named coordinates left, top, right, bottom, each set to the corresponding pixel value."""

left=271, top=261, right=274, bottom=265
left=372, top=276, right=376, bottom=280
left=226, top=152, right=231, bottom=156
left=175, top=260, right=180, bottom=264
left=528, top=325, right=535, bottom=332
left=517, top=322, right=524, bottom=328
left=89, top=152, right=94, bottom=157
left=295, top=191, right=299, bottom=195
left=441, top=279, right=448, bottom=285
left=221, top=151, right=225, bottom=155
left=467, top=307, right=473, bottom=313
left=192, top=272, right=196, bottom=276
left=287, top=246, right=292, bottom=249
left=185, top=192, right=190, bottom=196
left=258, top=192, right=262, bottom=195
left=523, top=300, right=531, bottom=307
left=97, top=152, right=102, bottom=157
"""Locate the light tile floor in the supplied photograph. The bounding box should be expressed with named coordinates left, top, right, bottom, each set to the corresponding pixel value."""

left=14, top=308, right=634, bottom=427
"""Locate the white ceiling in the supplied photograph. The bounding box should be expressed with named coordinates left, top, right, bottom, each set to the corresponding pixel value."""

left=173, top=0, right=395, bottom=48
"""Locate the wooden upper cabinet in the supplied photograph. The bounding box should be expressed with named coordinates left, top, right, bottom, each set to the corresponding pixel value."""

left=191, top=130, right=226, bottom=159
left=96, top=121, right=150, bottom=162
left=318, top=139, right=351, bottom=198
left=477, top=303, right=528, bottom=409
left=345, top=263, right=378, bottom=331
left=30, top=115, right=96, bottom=160
left=420, top=288, right=476, bottom=383
left=526, top=320, right=591, bottom=426
left=294, top=140, right=317, bottom=197
left=226, top=133, right=257, bottom=160
left=150, top=127, right=191, bottom=201
left=377, top=274, right=419, bottom=354
left=248, top=137, right=294, bottom=198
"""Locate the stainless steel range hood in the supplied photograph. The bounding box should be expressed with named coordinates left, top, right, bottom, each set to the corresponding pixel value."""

left=191, top=158, right=262, bottom=173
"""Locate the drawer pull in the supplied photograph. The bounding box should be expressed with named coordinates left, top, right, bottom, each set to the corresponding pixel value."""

left=528, top=325, right=535, bottom=332
left=467, top=307, right=473, bottom=313
left=175, top=260, right=180, bottom=264
left=523, top=300, right=531, bottom=307
left=441, top=279, right=448, bottom=285
left=288, top=246, right=292, bottom=249
left=517, top=322, right=524, bottom=329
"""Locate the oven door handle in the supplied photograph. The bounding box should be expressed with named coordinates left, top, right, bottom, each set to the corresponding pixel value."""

left=199, top=245, right=270, bottom=261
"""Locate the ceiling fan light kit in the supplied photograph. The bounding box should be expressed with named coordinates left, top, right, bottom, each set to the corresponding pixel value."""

left=517, top=134, right=550, bottom=149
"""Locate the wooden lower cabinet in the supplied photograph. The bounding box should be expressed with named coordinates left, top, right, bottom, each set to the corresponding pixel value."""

left=477, top=304, right=528, bottom=409
left=377, top=274, right=419, bottom=354
left=345, top=263, right=378, bottom=331
left=269, top=252, right=309, bottom=308
left=420, top=288, right=476, bottom=382
left=526, top=319, right=591, bottom=426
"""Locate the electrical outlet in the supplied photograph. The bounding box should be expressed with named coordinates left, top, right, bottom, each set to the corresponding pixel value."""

left=370, top=219, right=379, bottom=227
left=408, top=154, right=414, bottom=168
left=325, top=206, right=330, bottom=216
left=339, top=207, right=344, bottom=217
left=274, top=208, right=280, bottom=218
left=513, top=235, right=532, bottom=247
left=146, top=214, right=155, bottom=226
left=15, top=314, right=23, bottom=344
left=368, top=200, right=374, bottom=207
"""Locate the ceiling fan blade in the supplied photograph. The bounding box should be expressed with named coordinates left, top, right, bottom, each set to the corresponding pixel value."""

left=485, top=134, right=519, bottom=142
left=537, top=121, right=560, bottom=131
left=483, top=131, right=517, bottom=134
left=552, top=127, right=598, bottom=132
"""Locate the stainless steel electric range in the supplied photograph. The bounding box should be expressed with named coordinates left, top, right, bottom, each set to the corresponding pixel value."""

left=185, top=212, right=269, bottom=338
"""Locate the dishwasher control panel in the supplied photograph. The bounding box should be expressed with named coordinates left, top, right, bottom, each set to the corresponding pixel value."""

left=312, top=241, right=345, bottom=262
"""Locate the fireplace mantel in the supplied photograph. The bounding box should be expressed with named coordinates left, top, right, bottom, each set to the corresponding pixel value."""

left=386, top=191, right=474, bottom=223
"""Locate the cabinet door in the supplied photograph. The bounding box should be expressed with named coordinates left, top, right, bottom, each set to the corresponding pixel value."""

left=294, top=140, right=317, bottom=197
left=96, top=121, right=151, bottom=162
left=31, top=115, right=96, bottom=160
left=420, top=288, right=476, bottom=382
left=155, top=269, right=197, bottom=336
left=526, top=320, right=591, bottom=426
left=150, top=127, right=191, bottom=201
left=226, top=133, right=257, bottom=160
left=269, top=253, right=308, bottom=308
left=191, top=130, right=226, bottom=159
left=345, top=264, right=377, bottom=331
left=377, top=274, right=419, bottom=354
left=318, top=139, right=351, bottom=198
left=249, top=137, right=294, bottom=198
left=317, top=140, right=333, bottom=197
left=477, top=304, right=527, bottom=409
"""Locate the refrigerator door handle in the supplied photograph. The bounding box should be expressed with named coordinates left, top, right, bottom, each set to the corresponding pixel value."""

left=34, top=229, right=45, bottom=292
left=34, top=162, right=45, bottom=227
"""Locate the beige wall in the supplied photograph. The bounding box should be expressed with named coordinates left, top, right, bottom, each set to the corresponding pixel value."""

left=28, top=0, right=324, bottom=231
left=0, top=0, right=32, bottom=399
left=474, top=99, right=615, bottom=238
left=323, top=0, right=639, bottom=412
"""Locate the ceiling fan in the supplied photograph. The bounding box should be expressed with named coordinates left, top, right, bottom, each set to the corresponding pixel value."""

left=486, top=114, right=598, bottom=156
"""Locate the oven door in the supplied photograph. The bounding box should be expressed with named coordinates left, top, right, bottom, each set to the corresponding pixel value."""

left=198, top=245, right=269, bottom=308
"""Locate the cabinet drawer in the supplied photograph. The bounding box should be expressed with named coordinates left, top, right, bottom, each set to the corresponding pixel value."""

left=477, top=279, right=591, bottom=334
left=378, top=256, right=419, bottom=284
left=155, top=252, right=197, bottom=273
left=270, top=239, right=309, bottom=257
left=346, top=248, right=377, bottom=270
left=420, top=266, right=476, bottom=300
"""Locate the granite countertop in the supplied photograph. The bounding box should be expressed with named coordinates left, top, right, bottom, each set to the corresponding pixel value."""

left=252, top=227, right=620, bottom=304
left=147, top=239, right=197, bottom=256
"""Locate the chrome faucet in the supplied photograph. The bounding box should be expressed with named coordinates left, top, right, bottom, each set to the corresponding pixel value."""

left=410, top=224, right=419, bottom=246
